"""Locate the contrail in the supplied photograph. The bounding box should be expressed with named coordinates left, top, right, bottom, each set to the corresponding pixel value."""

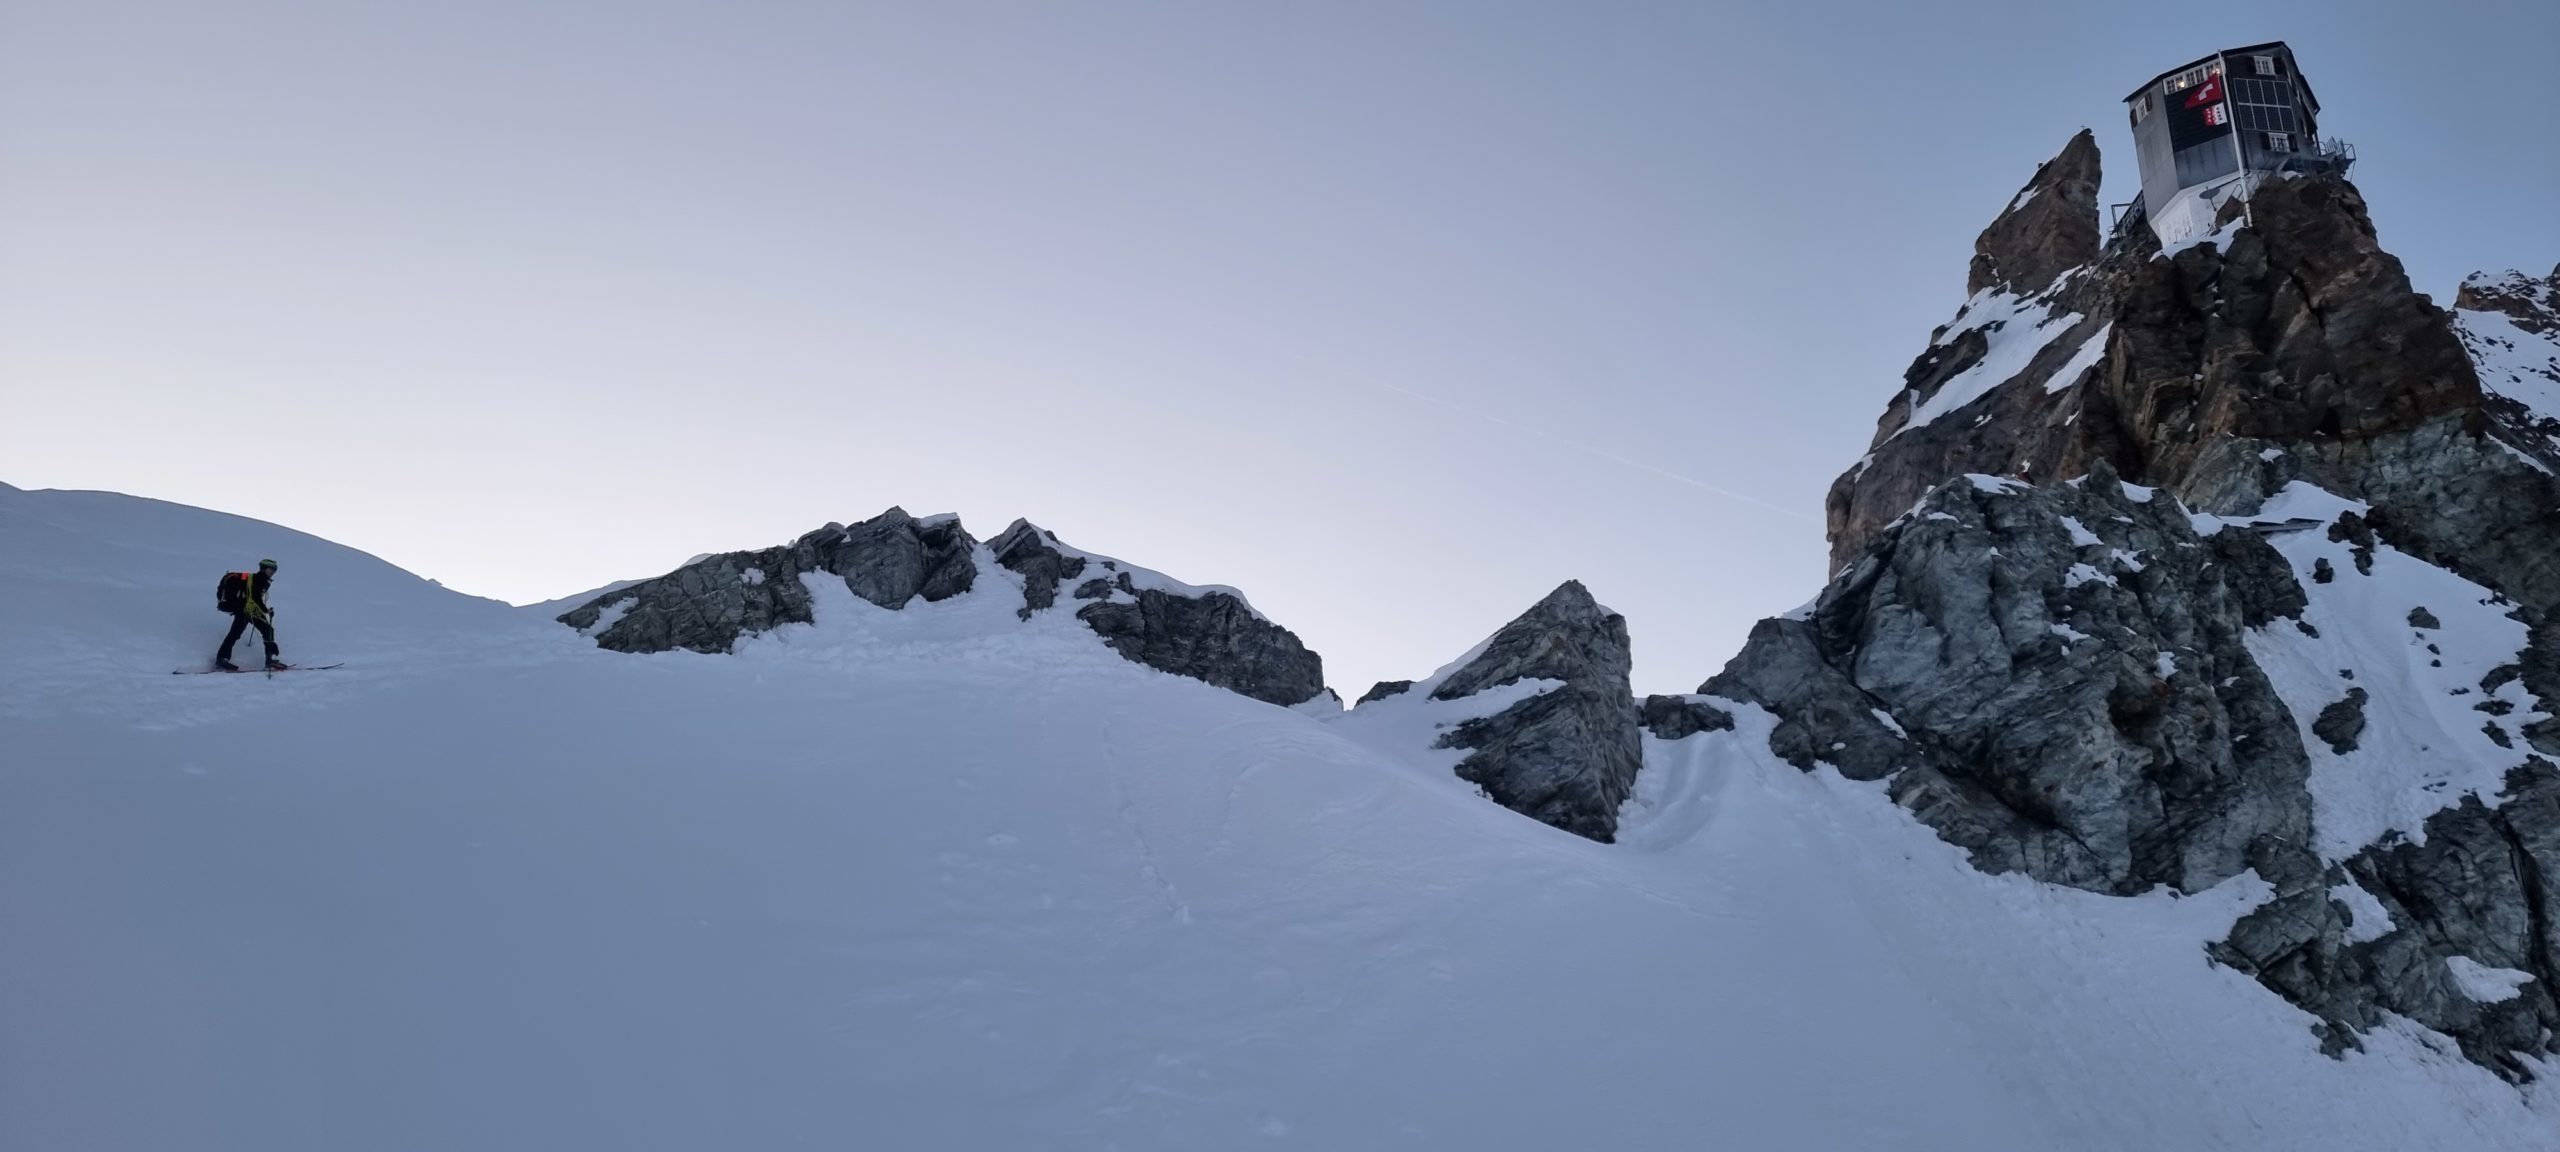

left=1363, top=379, right=1810, bottom=521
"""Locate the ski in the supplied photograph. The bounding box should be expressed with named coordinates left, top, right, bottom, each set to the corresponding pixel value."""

left=172, top=663, right=346, bottom=675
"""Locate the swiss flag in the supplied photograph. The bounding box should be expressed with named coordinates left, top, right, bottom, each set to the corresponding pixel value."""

left=2184, top=74, right=2223, bottom=108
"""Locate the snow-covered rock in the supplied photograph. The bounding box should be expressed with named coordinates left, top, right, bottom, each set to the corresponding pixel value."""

left=558, top=506, right=977, bottom=653
left=558, top=509, right=1326, bottom=707
left=2456, top=265, right=2560, bottom=466
left=1335, top=581, right=1644, bottom=842
left=1726, top=131, right=2560, bottom=1079
left=1709, top=461, right=2313, bottom=895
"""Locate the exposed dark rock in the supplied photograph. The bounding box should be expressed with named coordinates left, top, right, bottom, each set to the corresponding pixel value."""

left=2215, top=760, right=2560, bottom=1081
left=558, top=507, right=976, bottom=654
left=1828, top=160, right=2551, bottom=579
left=1429, top=581, right=1644, bottom=843
left=989, top=519, right=1089, bottom=621
left=2512, top=622, right=2560, bottom=759
left=559, top=510, right=1327, bottom=709
left=1705, top=616, right=1913, bottom=783
left=2409, top=606, right=2443, bottom=630
left=1764, top=130, right=2560, bottom=1077
left=1356, top=680, right=1415, bottom=705
left=2456, top=265, right=2560, bottom=336
left=2457, top=266, right=2560, bottom=470
left=1639, top=694, right=1736, bottom=741
left=1076, top=588, right=1325, bottom=708
left=1713, top=467, right=2313, bottom=894
left=2213, top=527, right=2308, bottom=627
left=1968, top=128, right=2102, bottom=297
left=2328, top=513, right=2377, bottom=576
left=2312, top=688, right=2369, bottom=754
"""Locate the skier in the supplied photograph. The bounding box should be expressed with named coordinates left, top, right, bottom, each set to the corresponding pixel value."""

left=214, top=559, right=286, bottom=672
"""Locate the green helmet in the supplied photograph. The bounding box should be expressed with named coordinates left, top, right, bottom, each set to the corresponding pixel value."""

left=258, top=558, right=278, bottom=571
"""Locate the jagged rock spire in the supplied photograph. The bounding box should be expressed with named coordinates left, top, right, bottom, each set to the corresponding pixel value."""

left=1428, top=580, right=1643, bottom=842
left=1967, top=129, right=2102, bottom=297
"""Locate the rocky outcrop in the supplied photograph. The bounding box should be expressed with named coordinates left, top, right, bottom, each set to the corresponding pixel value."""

left=1357, top=680, right=1414, bottom=705
left=1830, top=149, right=2552, bottom=583
left=2217, top=760, right=2560, bottom=1079
left=558, top=507, right=976, bottom=653
left=988, top=519, right=1087, bottom=620
left=1638, top=694, right=1735, bottom=741
left=2458, top=265, right=2560, bottom=335
left=1711, top=467, right=2313, bottom=894
left=1731, top=128, right=2560, bottom=1077
left=2455, top=266, right=2560, bottom=469
left=2311, top=689, right=2369, bottom=754
left=1429, top=581, right=1644, bottom=843
left=1968, top=128, right=2102, bottom=297
left=560, top=510, right=1327, bottom=708
left=1075, top=583, right=1326, bottom=708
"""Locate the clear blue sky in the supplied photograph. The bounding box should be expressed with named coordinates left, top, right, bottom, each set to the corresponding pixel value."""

left=4, top=1, right=2553, bottom=694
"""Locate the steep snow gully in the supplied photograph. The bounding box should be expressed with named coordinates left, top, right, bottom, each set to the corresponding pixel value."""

left=11, top=167, right=2560, bottom=1151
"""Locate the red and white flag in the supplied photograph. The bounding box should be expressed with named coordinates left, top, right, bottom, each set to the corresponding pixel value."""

left=2202, top=103, right=2229, bottom=126
left=2184, top=75, right=2223, bottom=108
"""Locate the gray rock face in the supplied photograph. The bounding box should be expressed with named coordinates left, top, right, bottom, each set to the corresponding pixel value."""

left=2218, top=760, right=2560, bottom=1080
left=1429, top=581, right=1645, bottom=843
left=1968, top=128, right=2102, bottom=297
left=1357, top=680, right=1415, bottom=705
left=1711, top=466, right=2313, bottom=894
left=2458, top=265, right=2560, bottom=335
left=558, top=507, right=976, bottom=654
left=2457, top=267, right=2560, bottom=470
left=988, top=519, right=1088, bottom=620
left=2312, top=689, right=2369, bottom=754
left=1076, top=586, right=1326, bottom=708
left=1639, top=694, right=1735, bottom=741
left=559, top=510, right=1327, bottom=708
left=1830, top=159, right=2524, bottom=576
left=1748, top=130, right=2560, bottom=1077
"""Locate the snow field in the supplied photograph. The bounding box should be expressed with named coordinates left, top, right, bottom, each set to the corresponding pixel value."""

left=4, top=483, right=2557, bottom=1150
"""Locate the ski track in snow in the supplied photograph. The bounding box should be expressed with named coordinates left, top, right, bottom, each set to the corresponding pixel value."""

left=5, top=482, right=2560, bottom=1150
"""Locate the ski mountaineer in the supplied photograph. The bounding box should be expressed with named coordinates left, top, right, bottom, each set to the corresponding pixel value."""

left=214, top=559, right=287, bottom=672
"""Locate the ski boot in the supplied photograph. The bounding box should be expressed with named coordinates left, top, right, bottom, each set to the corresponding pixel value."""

left=214, top=658, right=242, bottom=673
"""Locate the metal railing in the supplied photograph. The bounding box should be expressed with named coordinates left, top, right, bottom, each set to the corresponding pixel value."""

left=2257, top=136, right=2355, bottom=175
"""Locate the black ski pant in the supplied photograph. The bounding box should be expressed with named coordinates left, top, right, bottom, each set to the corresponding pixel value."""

left=219, top=612, right=278, bottom=662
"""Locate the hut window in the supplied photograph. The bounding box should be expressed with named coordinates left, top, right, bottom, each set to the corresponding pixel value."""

left=2266, top=132, right=2293, bottom=152
left=2252, top=55, right=2278, bottom=76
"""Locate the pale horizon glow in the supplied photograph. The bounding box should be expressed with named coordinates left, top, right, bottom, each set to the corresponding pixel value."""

left=4, top=0, right=2554, bottom=695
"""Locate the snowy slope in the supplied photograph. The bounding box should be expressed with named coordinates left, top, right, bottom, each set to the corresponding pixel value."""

left=4, top=486, right=2556, bottom=1150
left=2210, top=484, right=2543, bottom=859
left=2456, top=270, right=2560, bottom=459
